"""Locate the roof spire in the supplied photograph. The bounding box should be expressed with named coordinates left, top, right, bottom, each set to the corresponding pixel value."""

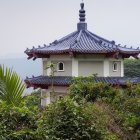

left=79, top=2, right=86, bottom=22
left=77, top=2, right=87, bottom=31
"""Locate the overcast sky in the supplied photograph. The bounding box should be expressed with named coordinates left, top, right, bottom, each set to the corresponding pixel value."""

left=0, top=0, right=140, bottom=58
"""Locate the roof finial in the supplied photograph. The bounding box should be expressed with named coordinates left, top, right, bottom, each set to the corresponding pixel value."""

left=77, top=2, right=87, bottom=30
left=79, top=2, right=86, bottom=22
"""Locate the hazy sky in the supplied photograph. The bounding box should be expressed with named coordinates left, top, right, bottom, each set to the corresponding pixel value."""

left=0, top=0, right=140, bottom=58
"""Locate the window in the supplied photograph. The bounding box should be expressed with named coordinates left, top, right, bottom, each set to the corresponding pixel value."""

left=57, top=62, right=64, bottom=71
left=113, top=62, right=118, bottom=71
left=58, top=95, right=63, bottom=100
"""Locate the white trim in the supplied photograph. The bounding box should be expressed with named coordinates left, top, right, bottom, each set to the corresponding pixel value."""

left=42, top=58, right=44, bottom=75
left=41, top=90, right=50, bottom=106
left=77, top=58, right=104, bottom=61
left=113, top=62, right=118, bottom=72
left=45, top=92, right=50, bottom=105
left=121, top=60, right=124, bottom=77
left=103, top=59, right=109, bottom=77
left=72, top=58, right=78, bottom=77
left=46, top=60, right=51, bottom=76
left=57, top=62, right=64, bottom=72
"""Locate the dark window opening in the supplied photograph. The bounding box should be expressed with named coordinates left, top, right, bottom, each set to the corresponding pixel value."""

left=113, top=62, right=117, bottom=71
left=58, top=62, right=64, bottom=71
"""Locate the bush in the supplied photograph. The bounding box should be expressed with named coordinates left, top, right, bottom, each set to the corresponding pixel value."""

left=36, top=97, right=102, bottom=140
left=0, top=102, right=37, bottom=140
left=70, top=80, right=140, bottom=139
left=70, top=79, right=118, bottom=103
left=0, top=75, right=139, bottom=140
left=124, top=58, right=140, bottom=77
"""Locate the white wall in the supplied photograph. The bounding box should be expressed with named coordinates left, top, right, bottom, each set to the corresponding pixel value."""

left=41, top=86, right=69, bottom=105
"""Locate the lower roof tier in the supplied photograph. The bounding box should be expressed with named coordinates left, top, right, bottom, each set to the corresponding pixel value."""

left=25, top=76, right=140, bottom=89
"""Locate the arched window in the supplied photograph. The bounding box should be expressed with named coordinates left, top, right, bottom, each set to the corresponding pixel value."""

left=57, top=62, right=64, bottom=71
left=113, top=62, right=118, bottom=71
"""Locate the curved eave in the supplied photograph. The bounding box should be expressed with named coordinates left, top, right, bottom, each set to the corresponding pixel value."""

left=24, top=76, right=140, bottom=90
left=24, top=48, right=119, bottom=60
left=119, top=50, right=140, bottom=55
left=119, top=50, right=140, bottom=59
left=24, top=29, right=140, bottom=60
left=25, top=49, right=140, bottom=60
left=24, top=76, right=72, bottom=89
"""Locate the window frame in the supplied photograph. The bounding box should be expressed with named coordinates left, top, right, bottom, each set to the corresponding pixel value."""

left=113, top=62, right=118, bottom=72
left=57, top=62, right=65, bottom=72
left=58, top=95, right=63, bottom=100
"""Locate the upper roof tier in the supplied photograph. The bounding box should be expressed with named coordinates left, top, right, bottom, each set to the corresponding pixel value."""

left=25, top=2, right=140, bottom=60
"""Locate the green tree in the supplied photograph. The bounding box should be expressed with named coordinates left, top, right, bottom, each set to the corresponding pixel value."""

left=36, top=97, right=102, bottom=140
left=0, top=102, right=37, bottom=140
left=124, top=58, right=140, bottom=77
left=69, top=79, right=140, bottom=139
left=45, top=63, right=57, bottom=101
left=0, top=65, right=25, bottom=106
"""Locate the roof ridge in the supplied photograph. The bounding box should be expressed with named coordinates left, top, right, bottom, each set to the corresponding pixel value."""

left=76, top=30, right=83, bottom=42
left=87, top=30, right=112, bottom=43
left=56, top=31, right=78, bottom=44
left=84, top=30, right=100, bottom=42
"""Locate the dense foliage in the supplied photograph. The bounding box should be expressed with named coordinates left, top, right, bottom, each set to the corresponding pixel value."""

left=0, top=95, right=103, bottom=140
left=70, top=78, right=140, bottom=140
left=1, top=80, right=139, bottom=140
left=36, top=97, right=102, bottom=140
left=124, top=58, right=140, bottom=77
left=0, top=102, right=37, bottom=140
left=0, top=65, right=139, bottom=139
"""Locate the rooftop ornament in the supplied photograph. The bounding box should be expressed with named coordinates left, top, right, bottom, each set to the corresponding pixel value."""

left=24, top=1, right=140, bottom=59
left=77, top=2, right=87, bottom=31
left=44, top=44, right=47, bottom=47
left=33, top=57, right=37, bottom=61
left=111, top=40, right=115, bottom=45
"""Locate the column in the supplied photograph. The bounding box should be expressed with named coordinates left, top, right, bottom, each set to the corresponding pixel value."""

left=41, top=90, right=50, bottom=106
left=121, top=60, right=124, bottom=77
left=103, top=59, right=110, bottom=77
left=46, top=59, right=51, bottom=76
left=72, top=58, right=78, bottom=77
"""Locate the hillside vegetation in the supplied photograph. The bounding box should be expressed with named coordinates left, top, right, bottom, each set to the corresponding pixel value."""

left=124, top=58, right=140, bottom=77
left=0, top=77, right=140, bottom=139
left=0, top=65, right=140, bottom=139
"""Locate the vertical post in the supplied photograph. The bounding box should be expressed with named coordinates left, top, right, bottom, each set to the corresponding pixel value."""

left=46, top=60, right=51, bottom=76
left=45, top=92, right=51, bottom=105
left=72, top=58, right=78, bottom=77
left=41, top=90, right=50, bottom=106
left=104, top=59, right=109, bottom=77
left=121, top=60, right=124, bottom=77
left=42, top=58, right=44, bottom=75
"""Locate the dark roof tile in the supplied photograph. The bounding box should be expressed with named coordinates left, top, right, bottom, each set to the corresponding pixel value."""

left=25, top=76, right=140, bottom=89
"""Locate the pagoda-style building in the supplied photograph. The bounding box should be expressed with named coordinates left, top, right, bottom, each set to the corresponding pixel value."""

left=25, top=2, right=140, bottom=105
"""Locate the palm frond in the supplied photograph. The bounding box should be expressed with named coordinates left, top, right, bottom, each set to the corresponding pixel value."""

left=0, top=65, right=25, bottom=106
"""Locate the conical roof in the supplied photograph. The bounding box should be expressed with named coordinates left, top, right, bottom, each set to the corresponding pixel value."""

left=25, top=2, right=140, bottom=59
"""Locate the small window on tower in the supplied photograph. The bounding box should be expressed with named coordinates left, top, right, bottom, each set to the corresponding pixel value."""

left=58, top=62, right=64, bottom=71
left=113, top=62, right=118, bottom=72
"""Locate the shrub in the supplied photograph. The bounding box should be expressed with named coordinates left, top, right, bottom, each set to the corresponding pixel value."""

left=70, top=79, right=118, bottom=103
left=36, top=97, right=102, bottom=140
left=0, top=102, right=37, bottom=140
left=70, top=79, right=140, bottom=139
